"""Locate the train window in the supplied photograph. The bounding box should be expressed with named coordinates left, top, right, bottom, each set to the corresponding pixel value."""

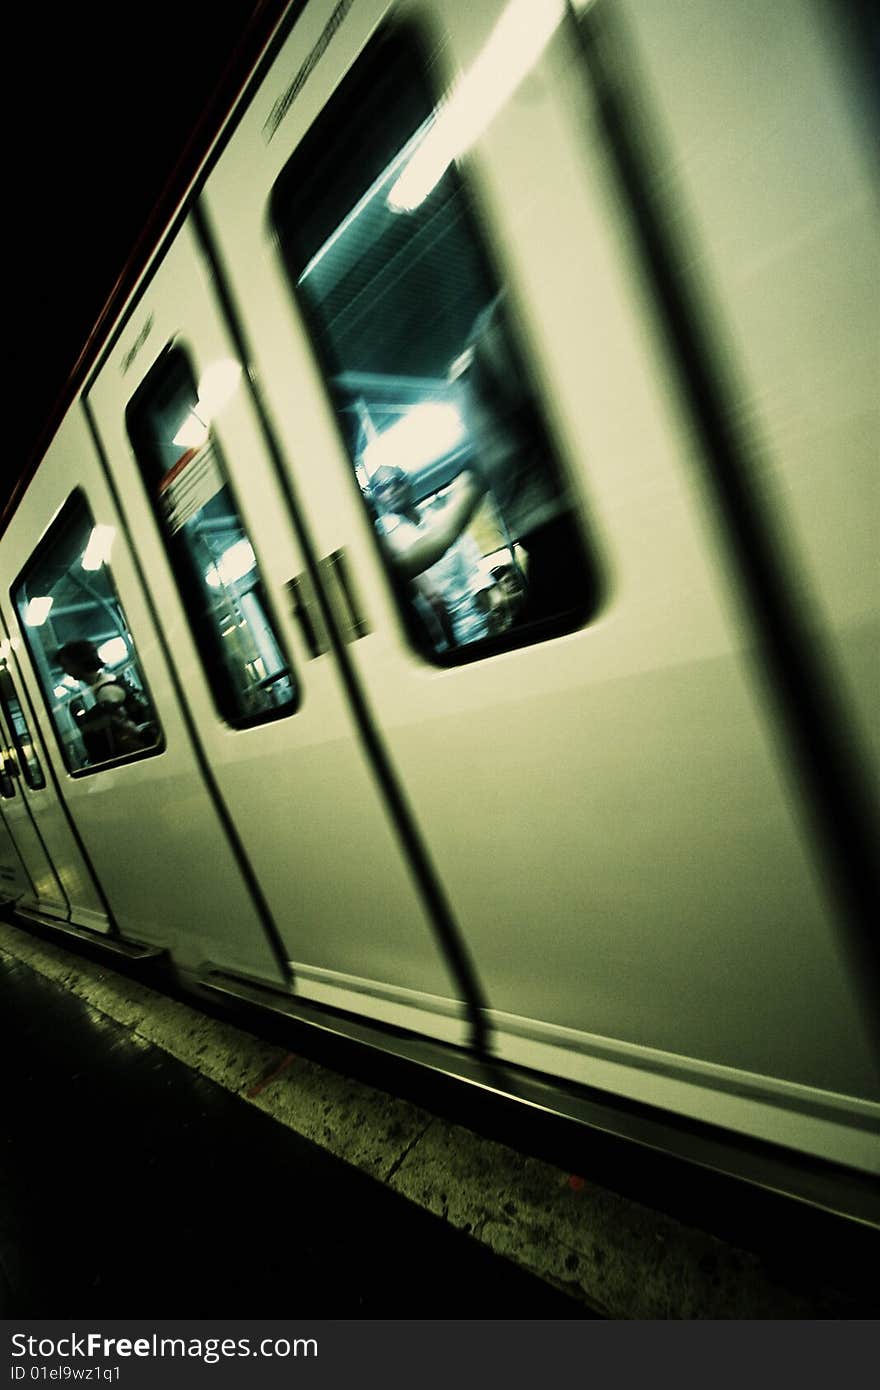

left=270, top=24, right=598, bottom=664
left=0, top=760, right=14, bottom=799
left=126, top=347, right=298, bottom=727
left=0, top=664, right=46, bottom=790
left=12, top=491, right=163, bottom=775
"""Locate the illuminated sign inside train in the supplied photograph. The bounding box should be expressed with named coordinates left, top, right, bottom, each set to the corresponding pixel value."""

left=157, top=441, right=224, bottom=535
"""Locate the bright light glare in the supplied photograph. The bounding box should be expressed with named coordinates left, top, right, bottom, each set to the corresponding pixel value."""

left=196, top=360, right=242, bottom=416
left=172, top=412, right=210, bottom=449
left=387, top=0, right=565, bottom=213
left=62, top=675, right=79, bottom=689
left=362, top=403, right=466, bottom=477
left=204, top=539, right=257, bottom=589
left=171, top=361, right=243, bottom=448
left=23, top=597, right=54, bottom=627
left=53, top=685, right=69, bottom=700
left=81, top=524, right=116, bottom=572
left=97, top=637, right=128, bottom=667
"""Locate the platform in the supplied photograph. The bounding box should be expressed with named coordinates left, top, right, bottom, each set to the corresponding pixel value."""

left=0, top=919, right=875, bottom=1319
left=0, top=945, right=586, bottom=1318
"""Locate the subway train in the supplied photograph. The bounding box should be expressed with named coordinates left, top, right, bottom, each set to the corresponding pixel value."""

left=1, top=0, right=878, bottom=1217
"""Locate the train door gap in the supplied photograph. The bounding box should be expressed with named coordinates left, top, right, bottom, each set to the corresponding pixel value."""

left=0, top=817, right=39, bottom=912
left=5, top=779, right=70, bottom=924
left=0, top=619, right=113, bottom=930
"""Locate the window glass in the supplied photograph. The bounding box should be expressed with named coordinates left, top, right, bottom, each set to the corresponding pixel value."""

left=0, top=664, right=46, bottom=789
left=126, top=348, right=298, bottom=727
left=0, top=705, right=16, bottom=797
left=271, top=25, right=598, bottom=663
left=0, top=762, right=14, bottom=799
left=13, top=492, right=163, bottom=774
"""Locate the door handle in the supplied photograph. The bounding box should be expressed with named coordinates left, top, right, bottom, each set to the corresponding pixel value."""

left=321, top=548, right=370, bottom=643
left=286, top=571, right=329, bottom=659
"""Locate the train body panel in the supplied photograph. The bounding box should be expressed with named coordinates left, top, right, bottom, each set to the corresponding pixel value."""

left=1, top=0, right=877, bottom=1190
left=617, top=0, right=880, bottom=794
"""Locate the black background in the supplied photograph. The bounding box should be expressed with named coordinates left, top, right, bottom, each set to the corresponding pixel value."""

left=5, top=2, right=270, bottom=524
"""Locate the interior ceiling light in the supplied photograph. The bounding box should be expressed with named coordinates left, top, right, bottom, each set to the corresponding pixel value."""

left=172, top=412, right=210, bottom=450
left=97, top=637, right=129, bottom=667
left=204, top=539, right=257, bottom=590
left=81, top=524, right=116, bottom=572
left=23, top=597, right=53, bottom=628
left=362, top=402, right=466, bottom=477
left=172, top=360, right=243, bottom=448
left=387, top=0, right=565, bottom=213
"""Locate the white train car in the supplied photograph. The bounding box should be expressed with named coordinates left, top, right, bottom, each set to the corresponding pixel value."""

left=1, top=0, right=877, bottom=1212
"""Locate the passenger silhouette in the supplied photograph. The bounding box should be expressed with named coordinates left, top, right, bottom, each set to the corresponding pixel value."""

left=371, top=464, right=491, bottom=650
left=55, top=640, right=156, bottom=762
left=456, top=294, right=588, bottom=627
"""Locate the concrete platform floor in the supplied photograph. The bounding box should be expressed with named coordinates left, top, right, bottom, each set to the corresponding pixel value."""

left=0, top=920, right=873, bottom=1318
left=0, top=944, right=593, bottom=1317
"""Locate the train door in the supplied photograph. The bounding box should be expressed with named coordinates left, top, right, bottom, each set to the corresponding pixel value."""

left=0, top=626, right=115, bottom=930
left=199, top=0, right=878, bottom=1156
left=0, top=654, right=68, bottom=919
left=0, top=806, right=32, bottom=907
left=85, top=223, right=471, bottom=1043
left=0, top=409, right=286, bottom=982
